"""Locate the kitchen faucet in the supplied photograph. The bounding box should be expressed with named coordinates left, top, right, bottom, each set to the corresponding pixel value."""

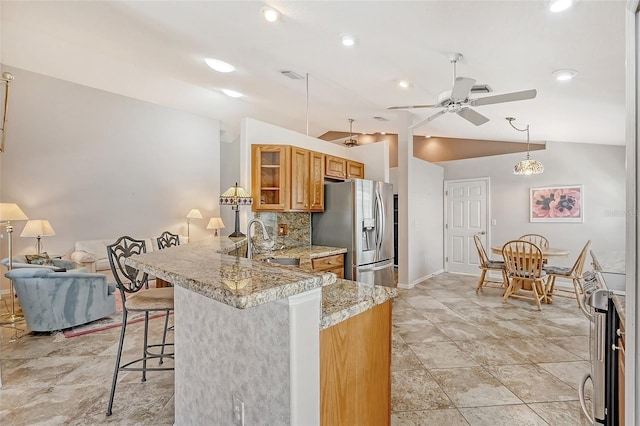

left=246, top=218, right=275, bottom=259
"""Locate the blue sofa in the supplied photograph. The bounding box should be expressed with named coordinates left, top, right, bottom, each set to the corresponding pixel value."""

left=4, top=268, right=117, bottom=332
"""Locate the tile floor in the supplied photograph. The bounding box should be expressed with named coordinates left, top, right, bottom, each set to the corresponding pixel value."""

left=0, top=273, right=592, bottom=425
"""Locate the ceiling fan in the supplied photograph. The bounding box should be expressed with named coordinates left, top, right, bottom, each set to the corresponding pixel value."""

left=388, top=53, right=537, bottom=130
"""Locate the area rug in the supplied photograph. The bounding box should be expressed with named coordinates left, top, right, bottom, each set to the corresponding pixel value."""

left=61, top=283, right=171, bottom=338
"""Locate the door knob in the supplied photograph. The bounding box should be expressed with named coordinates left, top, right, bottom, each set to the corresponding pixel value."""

left=477, top=231, right=486, bottom=235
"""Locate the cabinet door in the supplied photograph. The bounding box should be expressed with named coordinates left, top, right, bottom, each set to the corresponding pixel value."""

left=290, top=146, right=310, bottom=211
left=347, top=160, right=365, bottom=179
left=325, top=155, right=347, bottom=179
left=309, top=151, right=325, bottom=211
left=251, top=145, right=289, bottom=211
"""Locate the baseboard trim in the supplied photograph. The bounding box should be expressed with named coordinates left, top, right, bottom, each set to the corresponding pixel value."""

left=397, top=269, right=444, bottom=289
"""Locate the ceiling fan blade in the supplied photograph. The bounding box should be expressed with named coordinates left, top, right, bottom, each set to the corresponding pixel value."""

left=451, top=77, right=476, bottom=100
left=470, top=89, right=537, bottom=107
left=457, top=107, right=489, bottom=126
left=388, top=104, right=437, bottom=110
left=408, top=109, right=447, bottom=130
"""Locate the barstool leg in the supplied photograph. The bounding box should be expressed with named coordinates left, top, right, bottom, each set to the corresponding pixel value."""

left=159, top=311, right=170, bottom=365
left=106, top=309, right=128, bottom=416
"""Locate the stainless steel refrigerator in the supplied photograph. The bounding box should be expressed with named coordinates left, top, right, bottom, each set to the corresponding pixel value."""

left=312, top=179, right=395, bottom=287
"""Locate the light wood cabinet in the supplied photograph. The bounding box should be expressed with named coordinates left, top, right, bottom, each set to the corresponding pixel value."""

left=320, top=301, right=391, bottom=425
left=252, top=145, right=289, bottom=211
left=311, top=253, right=344, bottom=278
left=325, top=156, right=365, bottom=180
left=325, top=155, right=347, bottom=179
left=310, top=151, right=325, bottom=211
left=290, top=147, right=324, bottom=212
left=252, top=144, right=362, bottom=211
left=347, top=160, right=365, bottom=179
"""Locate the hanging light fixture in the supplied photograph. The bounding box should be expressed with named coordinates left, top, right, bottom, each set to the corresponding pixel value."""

left=344, top=118, right=358, bottom=147
left=506, top=117, right=544, bottom=175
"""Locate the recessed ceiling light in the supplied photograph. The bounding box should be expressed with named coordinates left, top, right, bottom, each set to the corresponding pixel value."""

left=553, top=69, right=578, bottom=81
left=222, top=89, right=243, bottom=98
left=340, top=33, right=358, bottom=47
left=262, top=7, right=280, bottom=22
left=398, top=80, right=410, bottom=89
left=548, top=0, right=577, bottom=13
left=205, top=58, right=235, bottom=73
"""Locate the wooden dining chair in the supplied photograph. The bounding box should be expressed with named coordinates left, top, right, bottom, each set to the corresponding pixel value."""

left=473, top=235, right=507, bottom=292
left=518, top=233, right=550, bottom=249
left=544, top=240, right=591, bottom=307
left=502, top=240, right=549, bottom=310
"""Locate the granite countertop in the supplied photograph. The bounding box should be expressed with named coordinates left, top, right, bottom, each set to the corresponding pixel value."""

left=320, top=278, right=397, bottom=330
left=126, top=237, right=335, bottom=309
left=611, top=293, right=625, bottom=325
left=126, top=236, right=396, bottom=327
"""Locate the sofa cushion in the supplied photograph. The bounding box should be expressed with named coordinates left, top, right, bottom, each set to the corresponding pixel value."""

left=25, top=252, right=54, bottom=266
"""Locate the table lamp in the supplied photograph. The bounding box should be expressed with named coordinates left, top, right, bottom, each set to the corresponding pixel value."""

left=0, top=203, right=29, bottom=323
left=20, top=219, right=56, bottom=254
left=206, top=217, right=225, bottom=236
left=219, top=183, right=253, bottom=238
left=186, top=209, right=203, bottom=241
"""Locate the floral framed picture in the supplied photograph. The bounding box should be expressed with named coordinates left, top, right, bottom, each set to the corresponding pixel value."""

left=530, top=185, right=584, bottom=223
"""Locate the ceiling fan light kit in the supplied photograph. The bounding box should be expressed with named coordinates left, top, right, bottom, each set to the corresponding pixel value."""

left=389, top=52, right=537, bottom=131
left=344, top=118, right=358, bottom=147
left=506, top=117, right=544, bottom=176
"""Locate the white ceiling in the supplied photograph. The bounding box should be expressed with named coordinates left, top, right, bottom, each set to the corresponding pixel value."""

left=0, top=1, right=627, bottom=145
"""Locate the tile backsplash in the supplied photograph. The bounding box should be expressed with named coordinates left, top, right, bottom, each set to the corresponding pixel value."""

left=254, top=212, right=310, bottom=248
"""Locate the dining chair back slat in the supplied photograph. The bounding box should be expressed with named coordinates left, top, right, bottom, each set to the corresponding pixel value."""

left=518, top=234, right=550, bottom=250
left=502, top=240, right=549, bottom=310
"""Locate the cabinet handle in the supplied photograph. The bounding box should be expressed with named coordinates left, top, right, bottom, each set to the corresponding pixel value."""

left=612, top=344, right=620, bottom=351
left=617, top=328, right=625, bottom=337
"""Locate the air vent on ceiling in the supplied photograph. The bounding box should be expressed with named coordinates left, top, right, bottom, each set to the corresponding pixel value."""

left=373, top=116, right=389, bottom=121
left=470, top=84, right=492, bottom=94
left=280, top=70, right=304, bottom=80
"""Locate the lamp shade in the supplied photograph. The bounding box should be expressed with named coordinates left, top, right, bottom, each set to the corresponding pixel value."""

left=206, top=217, right=225, bottom=230
left=20, top=219, right=56, bottom=237
left=0, top=203, right=28, bottom=222
left=219, top=183, right=253, bottom=206
left=186, top=209, right=203, bottom=219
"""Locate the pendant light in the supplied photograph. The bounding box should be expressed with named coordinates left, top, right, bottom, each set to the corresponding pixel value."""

left=344, top=118, right=358, bottom=147
left=507, top=117, right=544, bottom=175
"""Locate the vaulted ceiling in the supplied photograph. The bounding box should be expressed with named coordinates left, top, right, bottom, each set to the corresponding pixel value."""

left=1, top=1, right=626, bottom=146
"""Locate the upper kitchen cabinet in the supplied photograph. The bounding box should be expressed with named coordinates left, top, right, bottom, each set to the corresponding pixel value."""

left=252, top=145, right=289, bottom=211
left=346, top=160, right=365, bottom=179
left=252, top=145, right=324, bottom=212
left=325, top=155, right=365, bottom=180
left=290, top=146, right=324, bottom=212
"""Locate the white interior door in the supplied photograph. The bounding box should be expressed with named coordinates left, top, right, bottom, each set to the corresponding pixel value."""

left=445, top=178, right=489, bottom=274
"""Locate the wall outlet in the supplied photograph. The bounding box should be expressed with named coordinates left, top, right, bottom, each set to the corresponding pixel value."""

left=277, top=223, right=288, bottom=236
left=232, top=394, right=245, bottom=426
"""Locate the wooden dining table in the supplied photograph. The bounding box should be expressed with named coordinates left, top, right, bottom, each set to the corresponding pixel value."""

left=491, top=245, right=570, bottom=259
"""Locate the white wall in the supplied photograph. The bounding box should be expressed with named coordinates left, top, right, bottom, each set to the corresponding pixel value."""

left=407, top=158, right=444, bottom=285
left=0, top=66, right=221, bottom=261
left=442, top=141, right=626, bottom=269
left=220, top=137, right=240, bottom=236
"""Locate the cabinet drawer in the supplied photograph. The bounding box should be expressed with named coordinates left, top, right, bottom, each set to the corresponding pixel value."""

left=312, top=254, right=345, bottom=272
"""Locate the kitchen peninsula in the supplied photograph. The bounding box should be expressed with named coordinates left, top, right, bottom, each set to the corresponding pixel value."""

left=126, top=236, right=396, bottom=425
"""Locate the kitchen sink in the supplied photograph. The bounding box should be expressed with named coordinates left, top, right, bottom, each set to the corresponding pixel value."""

left=263, top=257, right=300, bottom=267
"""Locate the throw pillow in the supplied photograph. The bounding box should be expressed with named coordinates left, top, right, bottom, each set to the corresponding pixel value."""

left=25, top=252, right=54, bottom=266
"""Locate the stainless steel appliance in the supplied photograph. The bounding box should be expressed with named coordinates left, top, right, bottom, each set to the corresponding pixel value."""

left=579, top=252, right=625, bottom=425
left=312, top=179, right=395, bottom=287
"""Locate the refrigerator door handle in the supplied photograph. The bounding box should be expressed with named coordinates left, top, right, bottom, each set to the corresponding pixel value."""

left=375, top=189, right=385, bottom=260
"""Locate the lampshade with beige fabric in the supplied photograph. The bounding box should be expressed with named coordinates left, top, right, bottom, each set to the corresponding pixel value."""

left=20, top=219, right=56, bottom=254
left=206, top=217, right=225, bottom=236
